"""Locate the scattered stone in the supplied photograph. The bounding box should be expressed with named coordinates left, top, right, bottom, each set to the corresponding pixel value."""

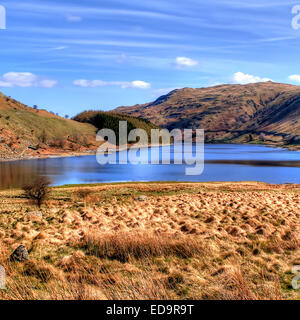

left=135, top=195, right=148, bottom=202
left=27, top=211, right=43, bottom=217
left=10, top=245, right=29, bottom=262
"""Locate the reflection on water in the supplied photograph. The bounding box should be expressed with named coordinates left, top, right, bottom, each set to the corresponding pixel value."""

left=0, top=144, right=299, bottom=189
left=0, top=161, right=41, bottom=189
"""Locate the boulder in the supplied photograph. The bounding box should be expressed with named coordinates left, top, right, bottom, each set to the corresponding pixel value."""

left=10, top=245, right=29, bottom=262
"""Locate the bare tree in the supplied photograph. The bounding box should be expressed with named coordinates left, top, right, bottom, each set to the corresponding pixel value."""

left=22, top=176, right=51, bottom=208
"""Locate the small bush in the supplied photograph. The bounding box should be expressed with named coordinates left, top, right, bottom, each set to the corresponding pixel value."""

left=22, top=176, right=51, bottom=208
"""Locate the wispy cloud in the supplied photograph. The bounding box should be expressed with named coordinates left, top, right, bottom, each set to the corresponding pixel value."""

left=49, top=38, right=192, bottom=50
left=220, top=0, right=294, bottom=9
left=49, top=46, right=68, bottom=51
left=45, top=38, right=223, bottom=52
left=12, top=26, right=180, bottom=40
left=5, top=2, right=204, bottom=27
left=66, top=15, right=82, bottom=22
left=73, top=79, right=151, bottom=89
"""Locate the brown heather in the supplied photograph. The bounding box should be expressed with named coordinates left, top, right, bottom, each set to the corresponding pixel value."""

left=0, top=182, right=299, bottom=300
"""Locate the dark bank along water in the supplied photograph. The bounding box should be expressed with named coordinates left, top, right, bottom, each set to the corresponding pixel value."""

left=0, top=144, right=299, bottom=189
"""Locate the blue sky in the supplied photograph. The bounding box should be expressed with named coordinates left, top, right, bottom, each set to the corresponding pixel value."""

left=0, top=0, right=300, bottom=116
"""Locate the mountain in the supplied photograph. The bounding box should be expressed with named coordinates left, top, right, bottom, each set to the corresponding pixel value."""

left=115, top=82, right=300, bottom=147
left=0, top=92, right=98, bottom=160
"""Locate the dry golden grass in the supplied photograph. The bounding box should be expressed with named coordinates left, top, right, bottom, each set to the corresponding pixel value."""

left=77, top=232, right=207, bottom=262
left=0, top=182, right=299, bottom=300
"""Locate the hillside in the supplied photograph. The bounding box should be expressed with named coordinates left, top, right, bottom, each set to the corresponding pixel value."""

left=115, top=82, right=300, bottom=147
left=0, top=92, right=98, bottom=160
left=73, top=110, right=159, bottom=144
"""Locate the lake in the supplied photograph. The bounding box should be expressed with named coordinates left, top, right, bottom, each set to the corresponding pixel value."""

left=0, top=144, right=299, bottom=189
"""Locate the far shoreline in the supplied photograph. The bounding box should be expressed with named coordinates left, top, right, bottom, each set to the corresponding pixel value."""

left=0, top=141, right=299, bottom=163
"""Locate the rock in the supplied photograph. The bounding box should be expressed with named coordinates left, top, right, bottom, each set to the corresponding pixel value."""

left=10, top=245, right=29, bottom=262
left=135, top=195, right=148, bottom=202
left=27, top=211, right=42, bottom=217
left=28, top=145, right=39, bottom=151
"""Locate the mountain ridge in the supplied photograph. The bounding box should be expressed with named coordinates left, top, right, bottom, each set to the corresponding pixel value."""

left=115, top=82, right=300, bottom=147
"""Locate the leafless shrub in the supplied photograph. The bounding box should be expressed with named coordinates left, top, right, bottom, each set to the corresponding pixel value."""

left=22, top=176, right=51, bottom=208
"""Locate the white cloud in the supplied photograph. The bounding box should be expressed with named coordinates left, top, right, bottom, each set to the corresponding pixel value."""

left=288, top=75, right=300, bottom=83
left=175, top=57, right=198, bottom=68
left=233, top=72, right=272, bottom=84
left=0, top=72, right=57, bottom=88
left=66, top=15, right=82, bottom=22
left=73, top=79, right=151, bottom=89
left=131, top=80, right=151, bottom=89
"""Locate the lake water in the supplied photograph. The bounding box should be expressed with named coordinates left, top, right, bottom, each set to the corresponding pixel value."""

left=0, top=144, right=299, bottom=189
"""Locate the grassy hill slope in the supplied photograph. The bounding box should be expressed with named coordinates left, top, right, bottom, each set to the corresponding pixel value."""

left=0, top=92, right=98, bottom=160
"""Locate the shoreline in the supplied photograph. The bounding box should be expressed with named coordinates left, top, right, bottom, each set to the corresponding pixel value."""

left=0, top=150, right=98, bottom=163
left=2, top=180, right=300, bottom=192
left=0, top=141, right=299, bottom=163
left=55, top=180, right=299, bottom=189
